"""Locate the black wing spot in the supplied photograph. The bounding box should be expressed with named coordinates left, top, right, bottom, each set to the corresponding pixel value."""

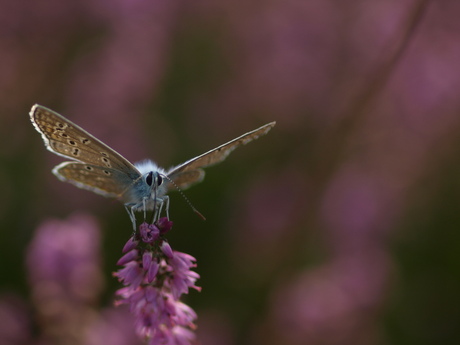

left=81, top=138, right=90, bottom=144
left=72, top=148, right=80, bottom=156
left=103, top=170, right=111, bottom=175
left=57, top=122, right=64, bottom=128
left=101, top=152, right=109, bottom=157
left=101, top=157, right=111, bottom=167
left=68, top=140, right=76, bottom=146
left=60, top=133, right=69, bottom=138
left=86, top=166, right=93, bottom=171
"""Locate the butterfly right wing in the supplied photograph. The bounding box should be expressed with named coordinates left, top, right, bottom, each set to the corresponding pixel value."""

left=53, top=162, right=137, bottom=198
left=167, top=169, right=205, bottom=190
left=167, top=121, right=275, bottom=189
left=30, top=104, right=140, bottom=179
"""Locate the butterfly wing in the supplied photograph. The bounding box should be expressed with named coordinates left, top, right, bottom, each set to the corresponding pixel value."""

left=30, top=104, right=141, bottom=196
left=167, top=169, right=205, bottom=190
left=53, top=162, right=136, bottom=198
left=30, top=104, right=140, bottom=178
left=167, top=121, right=276, bottom=189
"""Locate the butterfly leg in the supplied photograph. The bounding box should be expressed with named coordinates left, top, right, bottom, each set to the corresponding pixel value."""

left=163, top=195, right=170, bottom=220
left=154, top=199, right=162, bottom=222
left=142, top=197, right=148, bottom=221
left=150, top=196, right=168, bottom=223
left=124, top=203, right=137, bottom=233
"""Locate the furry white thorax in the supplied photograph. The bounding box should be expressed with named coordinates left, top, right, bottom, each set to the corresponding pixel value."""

left=120, top=159, right=169, bottom=210
left=134, top=159, right=167, bottom=176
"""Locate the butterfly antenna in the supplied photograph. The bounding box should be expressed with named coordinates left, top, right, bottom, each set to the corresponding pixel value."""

left=162, top=175, right=206, bottom=220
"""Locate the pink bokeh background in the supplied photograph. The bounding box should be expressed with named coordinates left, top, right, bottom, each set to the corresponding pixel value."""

left=1, top=0, right=460, bottom=344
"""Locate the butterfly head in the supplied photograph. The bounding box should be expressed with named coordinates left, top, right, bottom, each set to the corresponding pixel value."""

left=144, top=171, right=164, bottom=192
left=135, top=160, right=168, bottom=198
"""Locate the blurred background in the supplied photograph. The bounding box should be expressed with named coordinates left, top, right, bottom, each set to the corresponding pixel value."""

left=1, top=0, right=460, bottom=344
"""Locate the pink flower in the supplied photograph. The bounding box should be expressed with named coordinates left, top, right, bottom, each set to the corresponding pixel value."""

left=139, top=223, right=160, bottom=243
left=114, top=218, right=200, bottom=345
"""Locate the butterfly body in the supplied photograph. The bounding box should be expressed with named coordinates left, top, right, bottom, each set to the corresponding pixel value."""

left=30, top=104, right=275, bottom=229
left=126, top=161, right=168, bottom=211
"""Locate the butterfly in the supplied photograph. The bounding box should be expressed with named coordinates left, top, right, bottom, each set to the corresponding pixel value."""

left=30, top=104, right=276, bottom=229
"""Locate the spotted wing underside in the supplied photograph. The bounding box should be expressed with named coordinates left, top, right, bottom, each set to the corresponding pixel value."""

left=53, top=162, right=136, bottom=198
left=30, top=104, right=140, bottom=178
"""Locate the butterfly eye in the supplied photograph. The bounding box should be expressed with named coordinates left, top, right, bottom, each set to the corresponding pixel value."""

left=146, top=172, right=153, bottom=186
left=157, top=175, right=163, bottom=186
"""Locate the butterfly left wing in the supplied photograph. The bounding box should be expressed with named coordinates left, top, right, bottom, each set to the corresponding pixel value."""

left=53, top=162, right=136, bottom=198
left=167, top=121, right=275, bottom=189
left=30, top=104, right=140, bottom=179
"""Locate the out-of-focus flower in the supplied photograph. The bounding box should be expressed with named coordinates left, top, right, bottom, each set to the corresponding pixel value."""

left=258, top=251, right=391, bottom=345
left=27, top=213, right=104, bottom=303
left=26, top=213, right=105, bottom=344
left=114, top=218, right=201, bottom=345
left=85, top=307, right=143, bottom=345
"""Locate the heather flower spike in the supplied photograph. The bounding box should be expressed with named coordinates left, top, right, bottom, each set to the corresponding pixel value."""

left=114, top=218, right=201, bottom=344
